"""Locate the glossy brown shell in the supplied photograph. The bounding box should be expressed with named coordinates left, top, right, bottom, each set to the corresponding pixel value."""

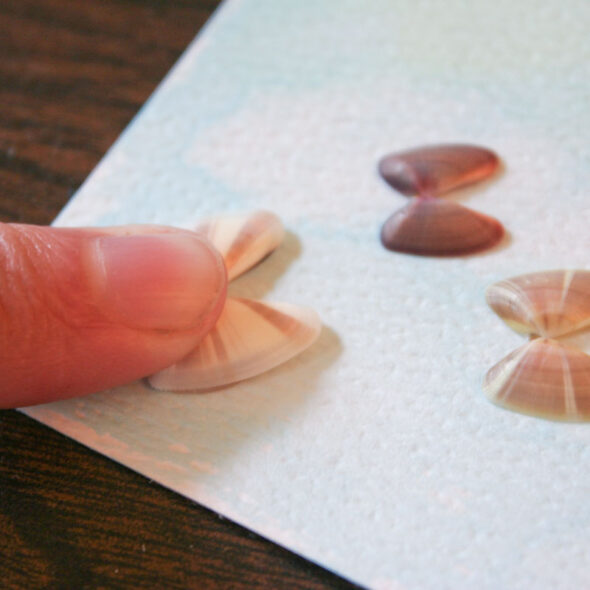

left=380, top=198, right=504, bottom=257
left=378, top=144, right=500, bottom=197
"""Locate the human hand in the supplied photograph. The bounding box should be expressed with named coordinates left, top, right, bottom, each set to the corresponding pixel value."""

left=0, top=223, right=227, bottom=408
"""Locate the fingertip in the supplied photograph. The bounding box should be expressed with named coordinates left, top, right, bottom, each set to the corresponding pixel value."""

left=90, top=232, right=227, bottom=332
left=0, top=224, right=228, bottom=407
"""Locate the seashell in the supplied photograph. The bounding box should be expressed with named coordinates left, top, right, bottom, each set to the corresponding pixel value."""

left=195, top=210, right=285, bottom=280
left=378, top=144, right=500, bottom=197
left=149, top=298, right=321, bottom=391
left=380, top=197, right=504, bottom=256
left=483, top=338, right=590, bottom=421
left=486, top=270, right=590, bottom=338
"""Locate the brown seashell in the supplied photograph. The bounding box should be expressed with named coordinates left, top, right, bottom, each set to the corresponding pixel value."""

left=378, top=144, right=500, bottom=197
left=483, top=338, right=590, bottom=421
left=149, top=298, right=321, bottom=392
left=196, top=210, right=285, bottom=280
left=380, top=197, right=504, bottom=257
left=486, top=270, right=590, bottom=338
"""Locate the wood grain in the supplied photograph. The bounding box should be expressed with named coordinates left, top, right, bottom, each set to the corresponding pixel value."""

left=0, top=1, right=359, bottom=587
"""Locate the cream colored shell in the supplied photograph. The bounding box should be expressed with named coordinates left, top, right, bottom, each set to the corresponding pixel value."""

left=484, top=338, right=590, bottom=421
left=149, top=298, right=320, bottom=391
left=486, top=270, right=590, bottom=338
left=150, top=211, right=320, bottom=392
left=195, top=210, right=285, bottom=281
left=485, top=270, right=590, bottom=421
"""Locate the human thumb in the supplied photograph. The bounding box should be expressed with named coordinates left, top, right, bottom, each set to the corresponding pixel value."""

left=0, top=223, right=227, bottom=408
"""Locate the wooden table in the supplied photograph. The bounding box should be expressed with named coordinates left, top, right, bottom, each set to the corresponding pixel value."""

left=0, top=2, right=359, bottom=587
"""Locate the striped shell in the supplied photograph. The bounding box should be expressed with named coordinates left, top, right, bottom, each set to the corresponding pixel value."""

left=486, top=270, right=590, bottom=338
left=484, top=338, right=590, bottom=421
left=380, top=198, right=504, bottom=257
left=149, top=298, right=320, bottom=391
left=195, top=210, right=284, bottom=281
left=378, top=144, right=500, bottom=197
left=149, top=211, right=321, bottom=392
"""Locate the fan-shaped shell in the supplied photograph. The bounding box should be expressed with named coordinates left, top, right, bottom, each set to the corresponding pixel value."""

left=378, top=144, right=499, bottom=197
left=380, top=197, right=504, bottom=256
left=196, top=210, right=285, bottom=281
left=149, top=297, right=321, bottom=392
left=486, top=270, right=590, bottom=338
left=484, top=338, right=590, bottom=421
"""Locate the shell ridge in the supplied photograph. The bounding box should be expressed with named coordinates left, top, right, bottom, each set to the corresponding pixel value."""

left=508, top=280, right=546, bottom=336
left=210, top=317, right=230, bottom=365
left=237, top=299, right=296, bottom=335
left=497, top=343, right=534, bottom=402
left=556, top=270, right=576, bottom=334
left=558, top=270, right=576, bottom=313
left=558, top=344, right=579, bottom=418
left=218, top=299, right=253, bottom=382
left=484, top=343, right=530, bottom=402
left=223, top=213, right=272, bottom=273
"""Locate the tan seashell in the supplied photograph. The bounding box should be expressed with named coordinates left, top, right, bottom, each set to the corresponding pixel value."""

left=196, top=210, right=285, bottom=280
left=483, top=338, right=590, bottom=421
left=486, top=270, right=590, bottom=338
left=149, top=298, right=321, bottom=391
left=378, top=144, right=500, bottom=197
left=380, top=197, right=504, bottom=257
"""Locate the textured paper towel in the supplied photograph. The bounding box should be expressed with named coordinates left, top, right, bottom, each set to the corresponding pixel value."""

left=23, top=1, right=590, bottom=588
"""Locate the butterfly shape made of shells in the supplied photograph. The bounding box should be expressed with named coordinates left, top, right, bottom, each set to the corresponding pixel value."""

left=484, top=270, right=590, bottom=421
left=378, top=144, right=505, bottom=256
left=149, top=211, right=321, bottom=392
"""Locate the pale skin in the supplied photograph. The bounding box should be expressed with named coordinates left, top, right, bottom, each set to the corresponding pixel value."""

left=0, top=223, right=228, bottom=408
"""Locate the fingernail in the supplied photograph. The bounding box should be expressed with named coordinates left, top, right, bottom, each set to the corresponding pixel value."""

left=92, top=233, right=226, bottom=330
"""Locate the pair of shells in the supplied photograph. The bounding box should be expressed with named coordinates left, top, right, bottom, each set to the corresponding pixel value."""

left=379, top=144, right=504, bottom=256
left=149, top=211, right=321, bottom=392
left=484, top=270, right=590, bottom=421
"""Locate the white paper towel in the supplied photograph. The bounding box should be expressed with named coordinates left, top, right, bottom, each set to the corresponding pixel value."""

left=24, top=1, right=590, bottom=588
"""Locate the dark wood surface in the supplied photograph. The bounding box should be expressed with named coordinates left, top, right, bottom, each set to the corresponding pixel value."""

left=0, top=2, right=360, bottom=588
